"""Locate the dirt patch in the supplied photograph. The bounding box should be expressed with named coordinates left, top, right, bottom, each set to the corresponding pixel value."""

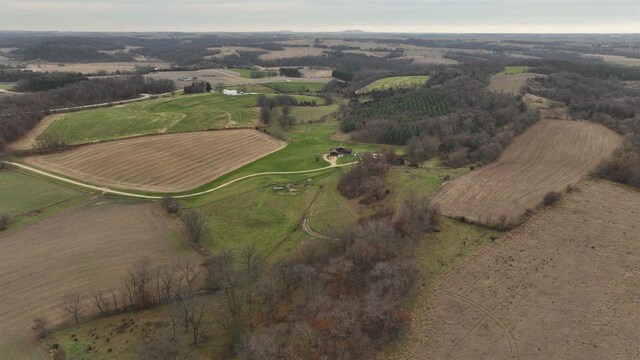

left=26, top=130, right=286, bottom=192
left=8, top=114, right=63, bottom=151
left=0, top=201, right=190, bottom=344
left=434, top=120, right=622, bottom=225
left=488, top=73, right=542, bottom=95
left=392, top=181, right=640, bottom=360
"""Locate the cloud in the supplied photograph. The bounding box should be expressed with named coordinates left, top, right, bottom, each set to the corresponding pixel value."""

left=1, top=0, right=638, bottom=32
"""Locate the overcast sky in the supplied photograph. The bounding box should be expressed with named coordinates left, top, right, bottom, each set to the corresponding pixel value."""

left=1, top=0, right=638, bottom=33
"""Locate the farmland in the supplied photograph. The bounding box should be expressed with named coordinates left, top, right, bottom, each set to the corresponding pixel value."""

left=394, top=181, right=640, bottom=360
left=357, top=75, right=429, bottom=94
left=41, top=94, right=260, bottom=144
left=434, top=119, right=622, bottom=225
left=26, top=130, right=286, bottom=192
left=0, top=201, right=191, bottom=348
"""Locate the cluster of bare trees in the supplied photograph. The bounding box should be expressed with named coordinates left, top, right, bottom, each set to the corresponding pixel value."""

left=235, top=196, right=440, bottom=359
left=337, top=153, right=390, bottom=204
left=39, top=259, right=202, bottom=336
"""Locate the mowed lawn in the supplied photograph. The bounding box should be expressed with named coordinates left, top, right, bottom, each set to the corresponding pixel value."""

left=357, top=75, right=429, bottom=94
left=43, top=93, right=260, bottom=144
left=0, top=170, right=87, bottom=217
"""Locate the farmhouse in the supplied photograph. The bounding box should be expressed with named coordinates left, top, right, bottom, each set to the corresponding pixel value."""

left=223, top=89, right=239, bottom=96
left=329, top=146, right=352, bottom=156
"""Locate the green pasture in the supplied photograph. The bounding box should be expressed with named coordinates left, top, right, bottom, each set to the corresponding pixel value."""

left=357, top=75, right=429, bottom=94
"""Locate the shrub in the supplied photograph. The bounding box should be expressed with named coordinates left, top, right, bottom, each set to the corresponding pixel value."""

left=35, top=132, right=67, bottom=150
left=543, top=191, right=562, bottom=206
left=160, top=195, right=180, bottom=214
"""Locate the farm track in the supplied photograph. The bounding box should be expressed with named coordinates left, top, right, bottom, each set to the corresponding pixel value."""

left=392, top=181, right=640, bottom=359
left=434, top=119, right=622, bottom=225
left=8, top=153, right=355, bottom=200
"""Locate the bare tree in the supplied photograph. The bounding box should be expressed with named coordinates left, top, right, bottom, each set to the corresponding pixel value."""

left=180, top=210, right=208, bottom=243
left=123, top=261, right=153, bottom=309
left=189, top=301, right=207, bottom=345
left=91, top=289, right=111, bottom=316
left=241, top=243, right=263, bottom=312
left=158, top=263, right=179, bottom=303
left=60, top=293, right=83, bottom=325
left=178, top=259, right=199, bottom=298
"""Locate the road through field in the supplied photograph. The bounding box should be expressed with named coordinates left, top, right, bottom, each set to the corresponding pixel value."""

left=6, top=154, right=355, bottom=200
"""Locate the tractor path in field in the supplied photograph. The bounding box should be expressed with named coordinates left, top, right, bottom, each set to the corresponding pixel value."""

left=5, top=155, right=355, bottom=200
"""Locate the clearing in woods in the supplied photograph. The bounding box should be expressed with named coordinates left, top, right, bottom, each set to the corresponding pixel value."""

left=357, top=75, right=429, bottom=94
left=488, top=73, right=541, bottom=95
left=434, top=119, right=622, bottom=225
left=0, top=201, right=192, bottom=349
left=394, top=180, right=640, bottom=360
left=26, top=130, right=286, bottom=193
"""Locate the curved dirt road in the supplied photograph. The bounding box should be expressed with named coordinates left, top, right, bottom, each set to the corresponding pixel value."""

left=6, top=158, right=355, bottom=200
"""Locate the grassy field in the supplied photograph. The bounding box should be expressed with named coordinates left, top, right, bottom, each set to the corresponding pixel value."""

left=0, top=170, right=90, bottom=227
left=262, top=81, right=326, bottom=93
left=357, top=75, right=429, bottom=94
left=43, top=93, right=259, bottom=144
left=0, top=82, right=16, bottom=90
left=497, top=65, right=531, bottom=75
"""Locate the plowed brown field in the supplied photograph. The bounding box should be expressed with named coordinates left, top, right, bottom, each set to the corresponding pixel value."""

left=0, top=201, right=191, bottom=343
left=26, top=130, right=286, bottom=192
left=434, top=120, right=622, bottom=225
left=392, top=181, right=640, bottom=360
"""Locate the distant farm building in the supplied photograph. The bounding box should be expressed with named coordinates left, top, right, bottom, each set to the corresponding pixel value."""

left=223, top=89, right=239, bottom=96
left=329, top=146, right=352, bottom=156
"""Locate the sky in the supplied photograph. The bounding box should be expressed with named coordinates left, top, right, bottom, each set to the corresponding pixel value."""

left=0, top=0, right=638, bottom=33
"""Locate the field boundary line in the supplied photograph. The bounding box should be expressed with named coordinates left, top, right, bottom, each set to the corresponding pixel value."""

left=5, top=160, right=356, bottom=200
